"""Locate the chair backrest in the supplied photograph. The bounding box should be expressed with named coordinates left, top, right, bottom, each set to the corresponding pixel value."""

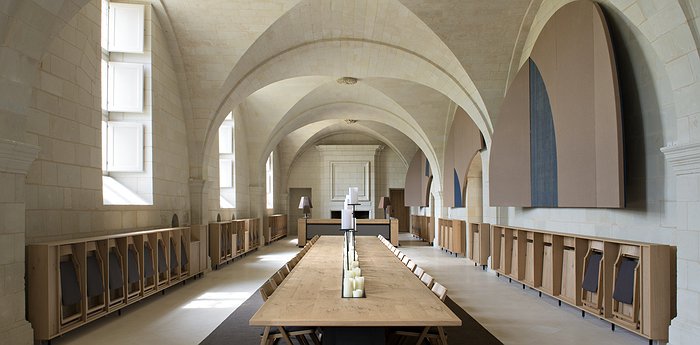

left=279, top=266, right=290, bottom=278
left=401, top=256, right=410, bottom=265
left=421, top=273, right=434, bottom=288
left=271, top=271, right=284, bottom=286
left=287, top=258, right=298, bottom=270
left=431, top=282, right=448, bottom=301
left=406, top=261, right=416, bottom=272
left=413, top=266, right=425, bottom=279
left=260, top=279, right=276, bottom=301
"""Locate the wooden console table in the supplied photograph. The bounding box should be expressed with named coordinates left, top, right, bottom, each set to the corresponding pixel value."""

left=297, top=218, right=399, bottom=246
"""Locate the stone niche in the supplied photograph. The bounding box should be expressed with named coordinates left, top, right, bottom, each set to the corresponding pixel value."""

left=316, top=145, right=383, bottom=219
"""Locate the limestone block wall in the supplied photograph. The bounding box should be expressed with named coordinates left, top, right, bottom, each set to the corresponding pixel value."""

left=286, top=141, right=407, bottom=219
left=376, top=148, right=407, bottom=199
left=24, top=0, right=104, bottom=241
left=24, top=0, right=191, bottom=243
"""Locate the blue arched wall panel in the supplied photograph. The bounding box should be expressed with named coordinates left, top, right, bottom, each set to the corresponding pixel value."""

left=529, top=59, right=558, bottom=207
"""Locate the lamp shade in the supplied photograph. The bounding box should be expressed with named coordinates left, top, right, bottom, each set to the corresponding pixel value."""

left=298, top=196, right=312, bottom=210
left=378, top=196, right=391, bottom=209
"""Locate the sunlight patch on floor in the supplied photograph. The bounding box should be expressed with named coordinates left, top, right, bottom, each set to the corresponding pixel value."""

left=182, top=292, right=252, bottom=309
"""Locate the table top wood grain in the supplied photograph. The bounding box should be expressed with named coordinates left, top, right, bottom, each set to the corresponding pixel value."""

left=249, top=236, right=461, bottom=327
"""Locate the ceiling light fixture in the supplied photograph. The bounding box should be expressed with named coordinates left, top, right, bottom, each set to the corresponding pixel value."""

left=337, top=77, right=358, bottom=85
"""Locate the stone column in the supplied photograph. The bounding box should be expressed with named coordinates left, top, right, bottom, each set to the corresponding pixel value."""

left=188, top=178, right=207, bottom=225
left=663, top=143, right=700, bottom=345
left=0, top=139, right=40, bottom=345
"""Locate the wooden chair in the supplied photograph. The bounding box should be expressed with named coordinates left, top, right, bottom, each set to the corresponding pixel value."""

left=287, top=257, right=299, bottom=270
left=260, top=279, right=276, bottom=301
left=413, top=266, right=425, bottom=279
left=280, top=265, right=291, bottom=278
left=406, top=261, right=416, bottom=272
left=420, top=273, right=434, bottom=288
left=271, top=271, right=284, bottom=287
left=394, top=283, right=449, bottom=344
left=259, top=280, right=321, bottom=345
left=431, top=282, right=447, bottom=301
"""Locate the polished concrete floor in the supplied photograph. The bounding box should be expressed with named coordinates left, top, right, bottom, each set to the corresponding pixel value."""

left=53, top=234, right=647, bottom=345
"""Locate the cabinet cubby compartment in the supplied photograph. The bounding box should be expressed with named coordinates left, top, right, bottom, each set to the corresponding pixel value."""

left=27, top=226, right=207, bottom=342
left=487, top=225, right=675, bottom=342
left=468, top=223, right=490, bottom=267
left=523, top=232, right=543, bottom=288
left=107, top=239, right=126, bottom=308
left=141, top=236, right=157, bottom=294
left=267, top=214, right=288, bottom=244
left=59, top=244, right=84, bottom=328
left=611, top=245, right=641, bottom=330
left=85, top=241, right=107, bottom=319
left=126, top=237, right=142, bottom=301
left=490, top=226, right=505, bottom=275
left=581, top=241, right=605, bottom=315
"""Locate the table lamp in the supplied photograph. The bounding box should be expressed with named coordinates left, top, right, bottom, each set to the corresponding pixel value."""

left=298, top=196, right=312, bottom=218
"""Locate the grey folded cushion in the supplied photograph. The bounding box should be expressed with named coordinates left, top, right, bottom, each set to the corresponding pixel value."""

left=109, top=251, right=124, bottom=290
left=60, top=260, right=82, bottom=306
left=181, top=238, right=189, bottom=268
left=128, top=248, right=141, bottom=283
left=582, top=252, right=602, bottom=293
left=613, top=257, right=638, bottom=305
left=158, top=240, right=168, bottom=273
left=143, top=245, right=155, bottom=278
left=86, top=255, right=104, bottom=298
left=170, top=238, right=179, bottom=272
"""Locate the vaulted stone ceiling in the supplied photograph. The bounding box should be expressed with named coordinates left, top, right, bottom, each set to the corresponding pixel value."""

left=154, top=0, right=533, bottom=181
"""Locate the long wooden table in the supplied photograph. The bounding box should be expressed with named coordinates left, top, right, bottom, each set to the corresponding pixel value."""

left=250, top=236, right=460, bottom=342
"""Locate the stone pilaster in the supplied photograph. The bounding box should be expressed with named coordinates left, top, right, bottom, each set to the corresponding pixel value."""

left=0, top=138, right=39, bottom=345
left=662, top=143, right=700, bottom=345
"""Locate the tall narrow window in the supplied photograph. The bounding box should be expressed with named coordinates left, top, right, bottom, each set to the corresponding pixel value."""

left=101, top=1, right=152, bottom=205
left=266, top=152, right=274, bottom=209
left=219, top=112, right=235, bottom=208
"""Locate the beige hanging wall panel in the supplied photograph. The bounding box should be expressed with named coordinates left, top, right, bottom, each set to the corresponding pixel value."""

left=404, top=150, right=432, bottom=207
left=443, top=107, right=484, bottom=208
left=489, top=0, right=624, bottom=208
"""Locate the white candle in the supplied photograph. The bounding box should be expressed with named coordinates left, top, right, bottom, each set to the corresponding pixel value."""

left=346, top=270, right=355, bottom=278
left=343, top=278, right=354, bottom=297
left=353, top=267, right=361, bottom=277
left=352, top=260, right=360, bottom=268
left=349, top=187, right=358, bottom=204
left=355, top=276, right=365, bottom=290
left=343, top=194, right=350, bottom=210
left=341, top=208, right=353, bottom=229
left=353, top=289, right=363, bottom=298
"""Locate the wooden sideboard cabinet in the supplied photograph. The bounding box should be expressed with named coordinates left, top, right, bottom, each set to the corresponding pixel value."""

left=27, top=225, right=207, bottom=342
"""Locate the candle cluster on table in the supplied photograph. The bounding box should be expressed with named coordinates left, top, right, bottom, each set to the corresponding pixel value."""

left=341, top=187, right=364, bottom=298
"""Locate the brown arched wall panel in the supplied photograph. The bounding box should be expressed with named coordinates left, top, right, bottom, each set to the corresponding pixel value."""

left=490, top=62, right=532, bottom=207
left=443, top=108, right=483, bottom=208
left=490, top=0, right=624, bottom=208
left=405, top=151, right=432, bottom=207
